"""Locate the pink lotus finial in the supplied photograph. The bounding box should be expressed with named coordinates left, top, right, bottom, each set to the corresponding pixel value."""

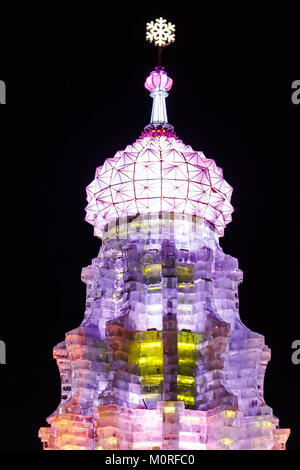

left=144, top=67, right=173, bottom=92
left=144, top=67, right=173, bottom=127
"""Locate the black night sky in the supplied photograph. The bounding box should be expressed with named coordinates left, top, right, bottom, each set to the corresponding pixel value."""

left=0, top=1, right=299, bottom=452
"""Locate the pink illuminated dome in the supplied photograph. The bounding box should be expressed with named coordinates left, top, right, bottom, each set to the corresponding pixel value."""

left=85, top=68, right=234, bottom=237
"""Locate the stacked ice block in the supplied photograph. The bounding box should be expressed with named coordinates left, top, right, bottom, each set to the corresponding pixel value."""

left=39, top=213, right=290, bottom=450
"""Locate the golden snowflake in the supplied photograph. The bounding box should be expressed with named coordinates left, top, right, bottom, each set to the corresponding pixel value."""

left=146, top=17, right=175, bottom=47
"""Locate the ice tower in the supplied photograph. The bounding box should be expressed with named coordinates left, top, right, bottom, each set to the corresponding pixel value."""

left=39, top=18, right=290, bottom=450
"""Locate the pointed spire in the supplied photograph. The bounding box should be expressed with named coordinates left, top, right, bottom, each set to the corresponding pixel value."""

left=144, top=18, right=175, bottom=132
left=144, top=67, right=174, bottom=131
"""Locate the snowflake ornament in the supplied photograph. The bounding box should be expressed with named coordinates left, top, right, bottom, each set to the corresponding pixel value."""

left=146, top=17, right=175, bottom=47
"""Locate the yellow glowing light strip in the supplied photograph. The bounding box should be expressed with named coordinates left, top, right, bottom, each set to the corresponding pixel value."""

left=178, top=358, right=195, bottom=365
left=106, top=437, right=118, bottom=446
left=178, top=342, right=196, bottom=350
left=163, top=405, right=176, bottom=414
left=222, top=438, right=234, bottom=446
left=177, top=375, right=195, bottom=386
left=143, top=393, right=160, bottom=399
left=261, top=421, right=273, bottom=428
left=140, top=341, right=162, bottom=349
left=143, top=374, right=163, bottom=385
left=143, top=264, right=161, bottom=275
left=62, top=445, right=81, bottom=450
left=222, top=410, right=236, bottom=418
left=255, top=420, right=273, bottom=428
left=54, top=419, right=70, bottom=428
left=140, top=341, right=195, bottom=351
left=177, top=266, right=192, bottom=275
left=177, top=395, right=195, bottom=405
left=138, top=358, right=147, bottom=364
left=138, top=358, right=163, bottom=365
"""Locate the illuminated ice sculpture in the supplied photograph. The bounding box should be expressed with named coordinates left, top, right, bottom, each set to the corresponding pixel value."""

left=39, top=18, right=290, bottom=450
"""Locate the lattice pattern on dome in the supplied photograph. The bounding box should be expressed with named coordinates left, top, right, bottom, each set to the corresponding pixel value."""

left=85, top=134, right=233, bottom=237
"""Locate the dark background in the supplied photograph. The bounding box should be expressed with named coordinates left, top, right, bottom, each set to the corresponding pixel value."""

left=0, top=1, right=299, bottom=450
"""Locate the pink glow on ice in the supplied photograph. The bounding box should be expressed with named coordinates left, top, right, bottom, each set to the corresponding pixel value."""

left=85, top=134, right=234, bottom=237
left=145, top=68, right=173, bottom=92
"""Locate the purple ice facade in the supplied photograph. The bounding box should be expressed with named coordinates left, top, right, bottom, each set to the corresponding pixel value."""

left=39, top=213, right=290, bottom=449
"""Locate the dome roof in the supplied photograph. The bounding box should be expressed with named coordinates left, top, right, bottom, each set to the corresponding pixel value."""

left=85, top=132, right=233, bottom=238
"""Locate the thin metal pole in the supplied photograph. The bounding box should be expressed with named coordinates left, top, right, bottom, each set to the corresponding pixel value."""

left=158, top=46, right=162, bottom=67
